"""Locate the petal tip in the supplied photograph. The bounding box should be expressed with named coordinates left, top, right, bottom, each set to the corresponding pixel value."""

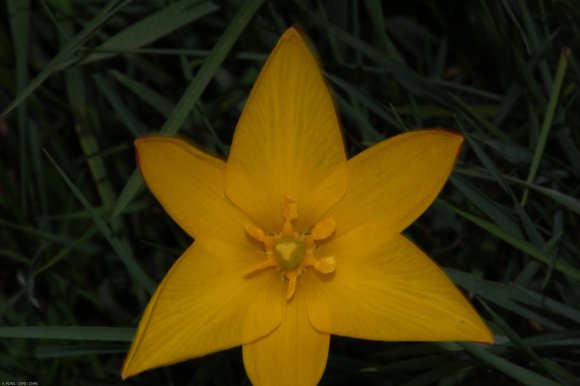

left=428, top=128, right=464, bottom=144
left=134, top=134, right=163, bottom=147
left=478, top=327, right=495, bottom=345
left=428, top=128, right=465, bottom=159
left=281, top=25, right=304, bottom=41
left=120, top=361, right=134, bottom=380
left=121, top=345, right=145, bottom=380
left=462, top=312, right=494, bottom=345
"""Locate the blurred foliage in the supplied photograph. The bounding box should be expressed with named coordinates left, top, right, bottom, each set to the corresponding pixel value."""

left=1, top=0, right=579, bottom=385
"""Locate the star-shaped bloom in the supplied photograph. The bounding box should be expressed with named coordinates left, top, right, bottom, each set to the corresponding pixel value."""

left=122, top=27, right=493, bottom=385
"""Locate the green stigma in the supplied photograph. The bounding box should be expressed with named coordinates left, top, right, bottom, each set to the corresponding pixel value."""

left=274, top=239, right=305, bottom=270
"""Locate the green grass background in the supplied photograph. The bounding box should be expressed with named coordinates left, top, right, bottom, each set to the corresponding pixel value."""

left=1, top=0, right=579, bottom=385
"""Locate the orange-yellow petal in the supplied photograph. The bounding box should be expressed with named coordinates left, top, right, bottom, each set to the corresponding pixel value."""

left=329, top=130, right=463, bottom=236
left=135, top=136, right=249, bottom=245
left=304, top=222, right=493, bottom=343
left=122, top=240, right=284, bottom=379
left=225, top=27, right=347, bottom=232
left=242, top=294, right=330, bottom=386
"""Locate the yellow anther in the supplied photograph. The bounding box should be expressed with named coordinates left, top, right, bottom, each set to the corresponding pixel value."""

left=282, top=196, right=297, bottom=236
left=314, top=256, right=336, bottom=274
left=282, top=196, right=298, bottom=221
left=311, top=217, right=335, bottom=240
left=285, top=271, right=298, bottom=300
left=245, top=224, right=265, bottom=242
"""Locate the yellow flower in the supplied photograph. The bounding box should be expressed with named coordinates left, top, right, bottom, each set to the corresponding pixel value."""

left=121, top=27, right=493, bottom=385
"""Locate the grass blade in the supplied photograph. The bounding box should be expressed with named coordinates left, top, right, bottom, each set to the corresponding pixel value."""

left=81, top=0, right=219, bottom=64
left=111, top=0, right=265, bottom=218
left=442, top=199, right=580, bottom=281
left=35, top=345, right=127, bottom=358
left=45, top=151, right=155, bottom=294
left=461, top=343, right=561, bottom=386
left=109, top=70, right=174, bottom=117
left=0, top=326, right=134, bottom=342
left=521, top=48, right=571, bottom=206
left=1, top=0, right=134, bottom=118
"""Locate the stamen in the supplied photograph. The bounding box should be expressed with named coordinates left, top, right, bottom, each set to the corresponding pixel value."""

left=285, top=270, right=298, bottom=300
left=282, top=196, right=297, bottom=236
left=304, top=235, right=315, bottom=250
left=263, top=235, right=276, bottom=251
left=314, top=256, right=336, bottom=274
left=244, top=197, right=337, bottom=302
left=300, top=253, right=317, bottom=267
left=244, top=256, right=277, bottom=276
left=282, top=196, right=298, bottom=221
left=245, top=224, right=265, bottom=242
left=311, top=217, right=335, bottom=240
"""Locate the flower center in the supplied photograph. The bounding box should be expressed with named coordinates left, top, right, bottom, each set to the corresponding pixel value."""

left=274, top=239, right=305, bottom=269
left=244, top=196, right=336, bottom=300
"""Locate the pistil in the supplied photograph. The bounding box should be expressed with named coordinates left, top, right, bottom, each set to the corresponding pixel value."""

left=245, top=197, right=336, bottom=300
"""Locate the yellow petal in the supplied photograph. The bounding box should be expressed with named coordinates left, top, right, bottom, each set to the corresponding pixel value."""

left=122, top=241, right=284, bottom=378
left=304, top=222, right=493, bottom=343
left=329, top=130, right=463, bottom=236
left=243, top=294, right=330, bottom=386
left=225, top=27, right=347, bottom=232
left=136, top=136, right=248, bottom=244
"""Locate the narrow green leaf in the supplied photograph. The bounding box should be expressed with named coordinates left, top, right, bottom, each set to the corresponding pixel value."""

left=363, top=0, right=405, bottom=62
left=450, top=175, right=522, bottom=238
left=0, top=218, right=97, bottom=251
left=524, top=183, right=580, bottom=216
left=514, top=261, right=542, bottom=287
left=456, top=166, right=580, bottom=216
left=112, top=0, right=264, bottom=218
left=333, top=93, right=383, bottom=144
left=92, top=73, right=145, bottom=136
left=327, top=73, right=399, bottom=128
left=81, top=0, right=219, bottom=64
left=0, top=248, right=31, bottom=266
left=516, top=286, right=580, bottom=324
left=400, top=359, right=477, bottom=386
left=555, top=127, right=580, bottom=175
left=45, top=151, right=155, bottom=294
left=522, top=48, right=570, bottom=206
left=480, top=301, right=575, bottom=384
left=464, top=134, right=511, bottom=195
left=34, top=225, right=99, bottom=274
left=1, top=0, right=134, bottom=118
left=59, top=13, right=125, bottom=238
left=448, top=268, right=580, bottom=325
left=7, top=0, right=31, bottom=215
left=36, top=345, right=126, bottom=358
left=111, top=169, right=144, bottom=218
left=298, top=3, right=509, bottom=140
left=160, top=0, right=264, bottom=136
left=109, top=70, right=174, bottom=117
left=442, top=199, right=580, bottom=281
left=0, top=326, right=134, bottom=342
left=516, top=0, right=553, bottom=90
left=461, top=343, right=561, bottom=386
